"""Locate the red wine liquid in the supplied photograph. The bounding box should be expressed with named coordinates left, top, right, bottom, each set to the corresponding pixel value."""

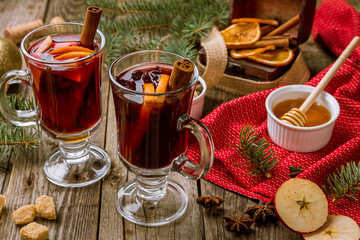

left=112, top=64, right=193, bottom=169
left=27, top=34, right=102, bottom=135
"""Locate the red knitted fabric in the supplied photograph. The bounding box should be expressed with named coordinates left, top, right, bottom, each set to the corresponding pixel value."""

left=188, top=0, right=360, bottom=224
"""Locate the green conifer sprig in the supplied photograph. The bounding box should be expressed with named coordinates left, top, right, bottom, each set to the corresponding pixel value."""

left=322, top=162, right=360, bottom=202
left=0, top=95, right=40, bottom=160
left=228, top=125, right=279, bottom=179
left=86, top=0, right=229, bottom=65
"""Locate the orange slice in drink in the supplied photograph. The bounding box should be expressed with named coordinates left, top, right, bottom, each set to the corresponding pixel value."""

left=246, top=47, right=294, bottom=67
left=53, top=51, right=92, bottom=60
left=143, top=83, right=155, bottom=102
left=230, top=45, right=276, bottom=59
left=220, top=22, right=261, bottom=49
left=155, top=74, right=170, bottom=103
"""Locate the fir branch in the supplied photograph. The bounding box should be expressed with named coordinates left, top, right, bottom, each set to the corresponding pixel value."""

left=322, top=162, right=360, bottom=202
left=0, top=95, right=40, bottom=160
left=228, top=125, right=279, bottom=179
left=86, top=0, right=229, bottom=65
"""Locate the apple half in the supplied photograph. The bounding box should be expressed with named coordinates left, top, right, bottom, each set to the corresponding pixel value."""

left=303, top=215, right=360, bottom=240
left=274, top=178, right=328, bottom=233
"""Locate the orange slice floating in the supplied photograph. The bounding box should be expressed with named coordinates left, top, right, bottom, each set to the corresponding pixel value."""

left=220, top=22, right=261, bottom=49
left=49, top=46, right=94, bottom=54
left=230, top=45, right=276, bottom=59
left=143, top=83, right=155, bottom=102
left=231, top=18, right=279, bottom=26
left=53, top=51, right=92, bottom=60
left=155, top=74, right=170, bottom=103
left=246, top=47, right=294, bottom=67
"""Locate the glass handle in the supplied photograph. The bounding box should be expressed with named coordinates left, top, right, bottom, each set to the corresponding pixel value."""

left=172, top=113, right=214, bottom=180
left=0, top=70, right=37, bottom=126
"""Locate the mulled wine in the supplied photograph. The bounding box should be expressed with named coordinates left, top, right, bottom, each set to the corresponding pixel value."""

left=27, top=34, right=102, bottom=135
left=112, top=64, right=194, bottom=169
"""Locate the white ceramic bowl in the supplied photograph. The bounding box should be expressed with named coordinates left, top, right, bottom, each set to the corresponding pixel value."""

left=190, top=77, right=207, bottom=120
left=265, top=85, right=340, bottom=152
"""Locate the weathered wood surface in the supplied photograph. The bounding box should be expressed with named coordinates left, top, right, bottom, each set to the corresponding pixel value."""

left=0, top=0, right=359, bottom=239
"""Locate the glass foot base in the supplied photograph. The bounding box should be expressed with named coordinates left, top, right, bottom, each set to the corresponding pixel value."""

left=44, top=144, right=111, bottom=187
left=116, top=179, right=188, bottom=226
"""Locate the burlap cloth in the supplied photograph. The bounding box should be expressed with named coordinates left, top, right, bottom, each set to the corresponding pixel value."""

left=197, top=27, right=310, bottom=95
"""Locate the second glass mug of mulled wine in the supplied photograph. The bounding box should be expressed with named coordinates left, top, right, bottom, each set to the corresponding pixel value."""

left=0, top=23, right=111, bottom=187
left=109, top=50, right=214, bottom=226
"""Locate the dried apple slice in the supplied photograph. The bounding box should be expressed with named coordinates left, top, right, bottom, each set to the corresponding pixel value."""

left=274, top=178, right=328, bottom=233
left=303, top=215, right=360, bottom=240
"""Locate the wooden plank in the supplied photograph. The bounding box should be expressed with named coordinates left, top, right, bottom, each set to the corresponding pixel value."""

left=44, top=0, right=87, bottom=24
left=0, top=0, right=47, bottom=38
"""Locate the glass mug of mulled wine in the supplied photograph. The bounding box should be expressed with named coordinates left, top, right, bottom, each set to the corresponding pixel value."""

left=0, top=23, right=111, bottom=187
left=109, top=50, right=214, bottom=226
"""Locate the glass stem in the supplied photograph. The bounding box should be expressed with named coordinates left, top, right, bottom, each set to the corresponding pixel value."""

left=136, top=175, right=168, bottom=201
left=59, top=139, right=90, bottom=165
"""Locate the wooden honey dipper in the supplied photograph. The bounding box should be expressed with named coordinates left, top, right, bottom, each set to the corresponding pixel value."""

left=281, top=36, right=360, bottom=127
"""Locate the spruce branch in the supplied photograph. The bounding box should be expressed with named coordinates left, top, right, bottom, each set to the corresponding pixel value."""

left=322, top=162, right=360, bottom=202
left=228, top=125, right=279, bottom=179
left=86, top=0, right=229, bottom=65
left=0, top=95, right=40, bottom=160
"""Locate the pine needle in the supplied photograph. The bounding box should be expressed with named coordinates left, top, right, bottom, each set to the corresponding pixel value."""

left=322, top=162, right=360, bottom=202
left=86, top=0, right=229, bottom=65
left=0, top=95, right=40, bottom=160
left=228, top=125, right=279, bottom=179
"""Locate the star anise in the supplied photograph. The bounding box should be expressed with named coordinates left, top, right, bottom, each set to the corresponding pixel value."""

left=245, top=200, right=277, bottom=224
left=196, top=196, right=224, bottom=211
left=289, top=165, right=304, bottom=178
left=223, top=216, right=255, bottom=233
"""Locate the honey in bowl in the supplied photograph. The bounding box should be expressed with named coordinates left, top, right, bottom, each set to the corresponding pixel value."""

left=273, top=98, right=331, bottom=127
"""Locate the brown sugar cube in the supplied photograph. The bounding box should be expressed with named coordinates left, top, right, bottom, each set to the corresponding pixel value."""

left=35, top=195, right=56, bottom=220
left=0, top=195, right=5, bottom=215
left=13, top=204, right=36, bottom=225
left=20, top=222, right=49, bottom=240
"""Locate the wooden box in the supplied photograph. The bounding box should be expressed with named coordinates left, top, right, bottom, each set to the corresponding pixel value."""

left=200, top=0, right=316, bottom=81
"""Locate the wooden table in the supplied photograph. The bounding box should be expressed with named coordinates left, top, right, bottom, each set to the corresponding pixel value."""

left=0, top=0, right=358, bottom=239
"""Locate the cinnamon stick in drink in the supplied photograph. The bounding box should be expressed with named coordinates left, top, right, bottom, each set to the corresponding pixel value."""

left=168, top=59, right=195, bottom=91
left=266, top=14, right=303, bottom=37
left=80, top=6, right=102, bottom=48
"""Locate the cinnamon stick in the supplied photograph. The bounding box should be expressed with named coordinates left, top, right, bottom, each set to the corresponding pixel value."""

left=227, top=37, right=289, bottom=49
left=260, top=25, right=276, bottom=36
left=80, top=6, right=102, bottom=48
left=168, top=59, right=195, bottom=91
left=266, top=14, right=303, bottom=37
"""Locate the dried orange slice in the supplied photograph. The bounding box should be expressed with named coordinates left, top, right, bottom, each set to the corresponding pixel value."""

left=246, top=47, right=294, bottom=67
left=231, top=18, right=279, bottom=26
left=230, top=45, right=276, bottom=59
left=221, top=22, right=261, bottom=49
